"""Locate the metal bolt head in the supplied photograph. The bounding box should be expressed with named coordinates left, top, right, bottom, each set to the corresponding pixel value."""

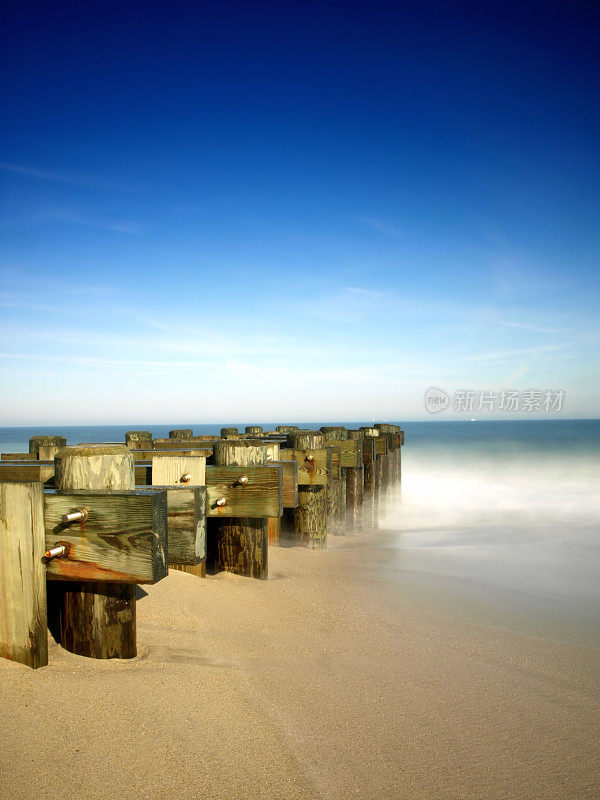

left=216, top=497, right=227, bottom=507
left=61, top=508, right=88, bottom=525
left=180, top=473, right=192, bottom=483
left=237, top=475, right=249, bottom=485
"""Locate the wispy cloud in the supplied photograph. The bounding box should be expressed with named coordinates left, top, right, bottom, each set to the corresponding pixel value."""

left=353, top=215, right=403, bottom=238
left=465, top=345, right=567, bottom=362
left=499, top=320, right=567, bottom=335
left=0, top=161, right=138, bottom=192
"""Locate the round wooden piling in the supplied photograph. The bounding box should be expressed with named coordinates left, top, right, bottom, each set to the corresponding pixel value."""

left=346, top=430, right=364, bottom=532
left=319, top=427, right=347, bottom=536
left=208, top=439, right=268, bottom=579
left=220, top=427, right=239, bottom=439
left=283, top=430, right=327, bottom=549
left=47, top=445, right=137, bottom=659
left=29, top=435, right=66, bottom=457
left=169, top=428, right=193, bottom=440
left=276, top=425, right=299, bottom=434
left=245, top=425, right=263, bottom=436
left=125, top=431, right=153, bottom=450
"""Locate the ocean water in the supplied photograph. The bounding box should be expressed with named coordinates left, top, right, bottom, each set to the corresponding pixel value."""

left=1, top=419, right=598, bottom=645
left=382, top=420, right=600, bottom=647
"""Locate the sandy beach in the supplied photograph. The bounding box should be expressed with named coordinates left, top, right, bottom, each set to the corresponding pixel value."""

left=1, top=521, right=598, bottom=800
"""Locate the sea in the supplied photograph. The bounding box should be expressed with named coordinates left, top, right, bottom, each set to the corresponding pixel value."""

left=1, top=419, right=598, bottom=647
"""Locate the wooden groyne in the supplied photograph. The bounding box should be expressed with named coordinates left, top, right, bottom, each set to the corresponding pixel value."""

left=0, top=423, right=403, bottom=668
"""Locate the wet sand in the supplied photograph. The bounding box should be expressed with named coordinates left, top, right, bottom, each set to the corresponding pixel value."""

left=1, top=525, right=598, bottom=800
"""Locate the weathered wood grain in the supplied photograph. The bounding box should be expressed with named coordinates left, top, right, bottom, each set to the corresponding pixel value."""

left=48, top=444, right=148, bottom=659
left=270, top=460, right=298, bottom=507
left=152, top=486, right=206, bottom=566
left=278, top=448, right=333, bottom=485
left=29, top=435, right=66, bottom=456
left=264, top=441, right=280, bottom=462
left=44, top=490, right=168, bottom=583
left=38, top=445, right=61, bottom=460
left=125, top=431, right=153, bottom=450
left=324, top=439, right=362, bottom=468
left=1, top=453, right=36, bottom=461
left=169, top=429, right=193, bottom=440
left=151, top=453, right=206, bottom=486
left=207, top=440, right=269, bottom=579
left=276, top=425, right=299, bottom=434
left=0, top=462, right=55, bottom=484
left=285, top=486, right=327, bottom=550
left=345, top=465, right=364, bottom=532
left=245, top=425, right=263, bottom=436
left=205, top=465, right=282, bottom=517
left=0, top=482, right=48, bottom=669
left=220, top=427, right=238, bottom=439
left=326, top=445, right=342, bottom=480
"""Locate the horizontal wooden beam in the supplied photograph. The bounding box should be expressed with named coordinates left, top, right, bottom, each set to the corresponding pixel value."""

left=0, top=462, right=55, bottom=484
left=152, top=485, right=206, bottom=566
left=278, top=448, right=333, bottom=485
left=1, top=453, right=36, bottom=461
left=270, top=459, right=298, bottom=507
left=151, top=453, right=206, bottom=486
left=205, top=464, right=282, bottom=517
left=44, top=489, right=168, bottom=584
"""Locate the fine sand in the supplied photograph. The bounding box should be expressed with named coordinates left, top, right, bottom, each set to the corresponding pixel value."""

left=1, top=525, right=598, bottom=800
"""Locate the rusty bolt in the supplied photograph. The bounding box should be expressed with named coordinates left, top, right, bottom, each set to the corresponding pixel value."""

left=45, top=543, right=70, bottom=561
left=180, top=473, right=192, bottom=483
left=216, top=497, right=227, bottom=507
left=61, top=508, right=88, bottom=525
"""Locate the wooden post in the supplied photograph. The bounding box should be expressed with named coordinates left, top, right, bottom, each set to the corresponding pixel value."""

left=361, top=427, right=385, bottom=519
left=245, top=425, right=263, bottom=436
left=283, top=431, right=327, bottom=549
left=355, top=432, right=377, bottom=528
left=125, top=431, right=153, bottom=450
left=275, top=425, right=299, bottom=434
left=38, top=444, right=61, bottom=460
left=320, top=428, right=347, bottom=537
left=29, top=435, right=66, bottom=457
left=220, top=427, right=238, bottom=439
left=0, top=482, right=48, bottom=668
left=346, top=430, right=364, bottom=532
left=169, top=429, right=193, bottom=440
left=207, top=440, right=268, bottom=579
left=47, top=445, right=137, bottom=659
left=376, top=424, right=399, bottom=500
left=265, top=440, right=280, bottom=546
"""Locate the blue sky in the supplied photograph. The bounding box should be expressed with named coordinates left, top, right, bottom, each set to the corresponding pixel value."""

left=1, top=1, right=598, bottom=423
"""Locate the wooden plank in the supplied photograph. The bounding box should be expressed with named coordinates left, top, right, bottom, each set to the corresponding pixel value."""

left=326, top=445, right=342, bottom=480
left=0, top=462, right=54, bottom=484
left=271, top=459, right=298, bottom=507
left=1, top=453, right=35, bottom=461
left=151, top=453, right=206, bottom=486
left=278, top=448, right=332, bottom=485
left=43, top=489, right=168, bottom=584
left=205, top=464, right=282, bottom=517
left=361, top=437, right=376, bottom=465
left=375, top=437, right=388, bottom=456
left=135, top=464, right=152, bottom=485
left=326, top=439, right=363, bottom=468
left=152, top=440, right=210, bottom=451
left=153, top=486, right=206, bottom=565
left=0, top=482, right=48, bottom=669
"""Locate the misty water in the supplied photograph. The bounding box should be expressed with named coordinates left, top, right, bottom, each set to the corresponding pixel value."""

left=382, top=420, right=600, bottom=647
left=1, top=419, right=598, bottom=646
